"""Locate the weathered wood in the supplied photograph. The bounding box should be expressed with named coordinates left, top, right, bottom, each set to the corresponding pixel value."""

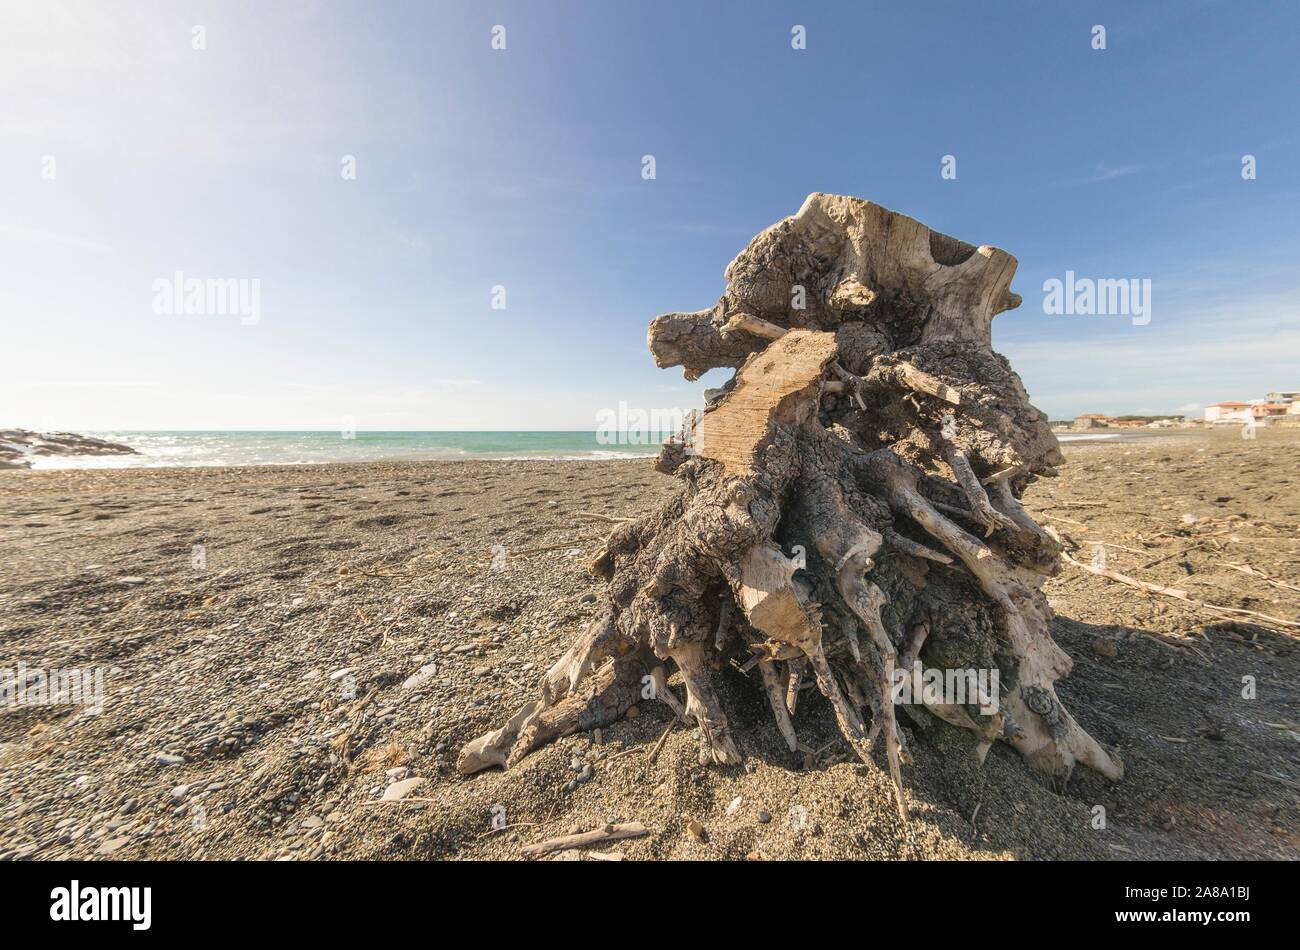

left=461, top=193, right=1124, bottom=821
left=733, top=545, right=820, bottom=649
left=694, top=329, right=837, bottom=476
left=520, top=822, right=650, bottom=857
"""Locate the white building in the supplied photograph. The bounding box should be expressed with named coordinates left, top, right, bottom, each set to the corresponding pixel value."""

left=1204, top=402, right=1252, bottom=423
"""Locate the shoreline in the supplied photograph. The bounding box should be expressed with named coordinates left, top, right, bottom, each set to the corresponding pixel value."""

left=17, top=452, right=665, bottom=472
left=6, top=427, right=1205, bottom=473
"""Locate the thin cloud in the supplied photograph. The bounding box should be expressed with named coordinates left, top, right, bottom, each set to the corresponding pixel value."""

left=1002, top=289, right=1300, bottom=415
left=392, top=231, right=433, bottom=256
left=0, top=224, right=114, bottom=255
left=1053, top=163, right=1145, bottom=187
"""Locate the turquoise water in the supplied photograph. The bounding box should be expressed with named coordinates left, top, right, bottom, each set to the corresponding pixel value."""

left=30, top=429, right=1114, bottom=470
left=35, top=431, right=676, bottom=469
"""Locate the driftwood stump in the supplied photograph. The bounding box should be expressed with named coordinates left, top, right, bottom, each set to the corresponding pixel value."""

left=458, top=193, right=1123, bottom=819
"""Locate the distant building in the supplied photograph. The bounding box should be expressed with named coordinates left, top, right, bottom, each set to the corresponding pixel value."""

left=1204, top=402, right=1251, bottom=424
left=1073, top=412, right=1109, bottom=429
left=1266, top=390, right=1300, bottom=403
left=1253, top=402, right=1291, bottom=421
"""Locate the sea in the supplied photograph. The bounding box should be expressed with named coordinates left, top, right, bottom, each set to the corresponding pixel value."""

left=27, top=430, right=1121, bottom=470
left=31, top=431, right=675, bottom=469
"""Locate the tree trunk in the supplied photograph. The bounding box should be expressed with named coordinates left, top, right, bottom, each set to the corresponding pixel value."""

left=457, top=193, right=1123, bottom=818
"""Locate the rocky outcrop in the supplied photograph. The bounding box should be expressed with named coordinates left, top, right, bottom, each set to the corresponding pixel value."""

left=0, top=430, right=138, bottom=469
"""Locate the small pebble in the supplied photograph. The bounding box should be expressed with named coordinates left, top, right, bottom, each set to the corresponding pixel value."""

left=1091, top=638, right=1118, bottom=658
left=380, top=777, right=427, bottom=802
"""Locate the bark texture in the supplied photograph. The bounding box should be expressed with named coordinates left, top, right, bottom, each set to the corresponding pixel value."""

left=458, top=194, right=1123, bottom=817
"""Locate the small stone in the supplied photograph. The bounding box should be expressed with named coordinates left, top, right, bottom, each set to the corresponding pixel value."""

left=685, top=820, right=706, bottom=841
left=756, top=811, right=772, bottom=824
left=98, top=836, right=131, bottom=855
left=380, top=777, right=427, bottom=802
left=725, top=796, right=743, bottom=815
left=1090, top=638, right=1118, bottom=658
left=329, top=667, right=356, bottom=682
left=625, top=705, right=640, bottom=719
left=170, top=784, right=190, bottom=801
left=155, top=753, right=185, bottom=766
left=401, top=663, right=438, bottom=691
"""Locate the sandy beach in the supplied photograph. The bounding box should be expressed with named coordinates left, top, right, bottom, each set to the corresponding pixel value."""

left=1, top=428, right=1296, bottom=861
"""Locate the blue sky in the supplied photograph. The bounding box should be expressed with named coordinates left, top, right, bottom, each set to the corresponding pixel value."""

left=2, top=0, right=1297, bottom=430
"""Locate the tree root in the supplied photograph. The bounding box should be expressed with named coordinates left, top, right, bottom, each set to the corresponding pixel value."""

left=457, top=194, right=1124, bottom=823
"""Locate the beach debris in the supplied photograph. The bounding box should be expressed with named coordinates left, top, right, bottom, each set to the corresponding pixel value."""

left=1225, top=562, right=1300, bottom=594
left=455, top=194, right=1127, bottom=819
left=574, top=510, right=635, bottom=524
left=520, top=821, right=649, bottom=857
left=1061, top=550, right=1300, bottom=630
